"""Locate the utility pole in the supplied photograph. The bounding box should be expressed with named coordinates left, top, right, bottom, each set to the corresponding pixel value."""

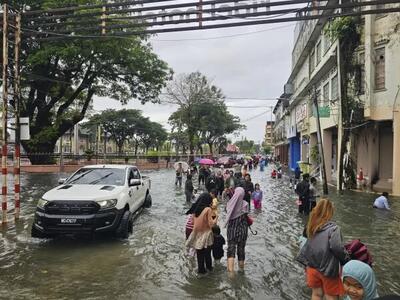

left=13, top=13, right=22, bottom=220
left=313, top=90, right=329, bottom=195
left=2, top=3, right=9, bottom=224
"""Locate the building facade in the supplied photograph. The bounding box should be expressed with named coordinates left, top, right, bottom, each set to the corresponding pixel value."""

left=274, top=1, right=400, bottom=195
left=264, top=121, right=275, bottom=149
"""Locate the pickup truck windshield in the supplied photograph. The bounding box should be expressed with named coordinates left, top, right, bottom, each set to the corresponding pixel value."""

left=66, top=168, right=126, bottom=186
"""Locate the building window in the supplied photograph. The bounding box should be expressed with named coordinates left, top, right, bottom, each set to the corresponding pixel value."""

left=323, top=82, right=330, bottom=105
left=357, top=52, right=365, bottom=95
left=316, top=41, right=322, bottom=65
left=331, top=74, right=339, bottom=100
left=323, top=34, right=332, bottom=53
left=375, top=47, right=385, bottom=90
left=310, top=50, right=315, bottom=74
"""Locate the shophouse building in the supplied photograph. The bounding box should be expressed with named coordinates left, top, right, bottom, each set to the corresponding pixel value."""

left=275, top=1, right=400, bottom=195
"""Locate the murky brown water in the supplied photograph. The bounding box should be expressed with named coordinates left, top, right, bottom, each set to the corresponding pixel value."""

left=0, top=168, right=399, bottom=299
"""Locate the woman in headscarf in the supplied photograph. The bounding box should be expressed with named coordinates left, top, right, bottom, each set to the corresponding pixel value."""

left=225, top=187, right=249, bottom=273
left=185, top=192, right=216, bottom=274
left=342, top=260, right=378, bottom=300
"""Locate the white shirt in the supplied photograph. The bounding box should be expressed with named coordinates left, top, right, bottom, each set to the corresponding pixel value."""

left=373, top=195, right=390, bottom=210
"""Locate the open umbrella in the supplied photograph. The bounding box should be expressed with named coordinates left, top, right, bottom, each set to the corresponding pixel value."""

left=199, top=158, right=215, bottom=165
left=174, top=161, right=189, bottom=172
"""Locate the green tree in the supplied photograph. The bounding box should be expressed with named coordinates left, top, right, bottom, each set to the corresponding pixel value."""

left=198, top=102, right=244, bottom=154
left=139, top=119, right=168, bottom=153
left=166, top=72, right=243, bottom=157
left=235, top=139, right=255, bottom=154
left=325, top=17, right=361, bottom=189
left=169, top=130, right=189, bottom=155
left=11, top=0, right=171, bottom=163
left=166, top=72, right=223, bottom=156
left=85, top=109, right=143, bottom=154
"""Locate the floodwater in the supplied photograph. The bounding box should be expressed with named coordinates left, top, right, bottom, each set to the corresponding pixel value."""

left=0, top=167, right=399, bottom=300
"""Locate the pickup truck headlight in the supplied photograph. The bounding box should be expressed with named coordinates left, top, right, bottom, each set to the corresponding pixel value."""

left=97, top=199, right=117, bottom=210
left=37, top=199, right=49, bottom=209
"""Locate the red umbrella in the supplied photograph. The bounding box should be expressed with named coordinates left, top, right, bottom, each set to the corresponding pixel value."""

left=199, top=158, right=215, bottom=165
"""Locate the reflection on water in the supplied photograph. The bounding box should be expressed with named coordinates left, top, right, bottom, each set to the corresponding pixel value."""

left=0, top=168, right=399, bottom=299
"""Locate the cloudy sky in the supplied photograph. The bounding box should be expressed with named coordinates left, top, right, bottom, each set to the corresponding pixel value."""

left=93, top=23, right=295, bottom=144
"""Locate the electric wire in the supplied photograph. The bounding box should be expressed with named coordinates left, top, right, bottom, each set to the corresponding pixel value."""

left=151, top=24, right=294, bottom=42
left=22, top=5, right=400, bottom=41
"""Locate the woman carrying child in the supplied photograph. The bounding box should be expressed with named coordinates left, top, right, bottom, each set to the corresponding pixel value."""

left=185, top=193, right=216, bottom=274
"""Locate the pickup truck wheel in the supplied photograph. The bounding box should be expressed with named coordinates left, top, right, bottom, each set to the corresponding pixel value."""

left=144, top=194, right=152, bottom=208
left=116, top=210, right=131, bottom=239
left=31, top=225, right=48, bottom=239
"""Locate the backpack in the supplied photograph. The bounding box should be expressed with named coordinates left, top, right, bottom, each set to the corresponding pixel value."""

left=344, top=239, right=373, bottom=267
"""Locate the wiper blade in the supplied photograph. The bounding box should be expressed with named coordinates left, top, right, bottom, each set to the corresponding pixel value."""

left=88, top=172, right=114, bottom=185
left=67, top=169, right=94, bottom=184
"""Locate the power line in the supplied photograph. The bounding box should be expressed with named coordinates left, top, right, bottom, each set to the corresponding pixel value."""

left=21, top=0, right=399, bottom=34
left=23, top=5, right=400, bottom=41
left=227, top=105, right=272, bottom=108
left=22, top=0, right=312, bottom=18
left=151, top=24, right=294, bottom=42
left=241, top=111, right=268, bottom=122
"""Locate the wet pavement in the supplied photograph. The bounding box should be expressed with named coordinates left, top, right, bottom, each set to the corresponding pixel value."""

left=0, top=167, right=399, bottom=299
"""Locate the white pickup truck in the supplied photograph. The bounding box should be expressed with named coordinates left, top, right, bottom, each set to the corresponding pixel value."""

left=31, top=165, right=152, bottom=239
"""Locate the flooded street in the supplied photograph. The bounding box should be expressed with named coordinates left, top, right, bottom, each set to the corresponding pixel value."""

left=1, top=167, right=399, bottom=299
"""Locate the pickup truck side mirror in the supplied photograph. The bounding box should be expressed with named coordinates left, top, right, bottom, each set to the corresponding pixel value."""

left=129, top=179, right=141, bottom=186
left=58, top=178, right=67, bottom=185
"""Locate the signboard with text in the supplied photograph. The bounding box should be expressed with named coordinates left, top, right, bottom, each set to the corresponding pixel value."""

left=313, top=106, right=331, bottom=118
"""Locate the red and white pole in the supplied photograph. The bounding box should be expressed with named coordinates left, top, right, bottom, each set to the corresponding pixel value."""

left=14, top=14, right=22, bottom=221
left=2, top=4, right=9, bottom=225
left=14, top=145, right=20, bottom=220
left=1, top=145, right=7, bottom=224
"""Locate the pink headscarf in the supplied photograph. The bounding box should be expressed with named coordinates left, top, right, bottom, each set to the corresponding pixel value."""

left=225, top=187, right=248, bottom=227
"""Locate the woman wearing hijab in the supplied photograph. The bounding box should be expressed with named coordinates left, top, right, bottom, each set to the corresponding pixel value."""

left=185, top=192, right=216, bottom=274
left=225, top=187, right=249, bottom=273
left=342, top=260, right=378, bottom=300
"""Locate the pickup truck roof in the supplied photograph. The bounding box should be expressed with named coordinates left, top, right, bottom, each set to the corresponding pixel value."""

left=80, top=164, right=138, bottom=170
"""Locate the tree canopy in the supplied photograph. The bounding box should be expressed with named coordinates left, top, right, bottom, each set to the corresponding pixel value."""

left=235, top=139, right=256, bottom=154
left=84, top=109, right=168, bottom=154
left=166, top=72, right=244, bottom=156
left=8, top=0, right=172, bottom=163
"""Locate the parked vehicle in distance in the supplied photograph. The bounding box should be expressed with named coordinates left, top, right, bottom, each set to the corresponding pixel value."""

left=31, top=165, right=152, bottom=239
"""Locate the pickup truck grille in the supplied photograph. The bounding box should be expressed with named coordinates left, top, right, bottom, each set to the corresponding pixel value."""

left=45, top=201, right=100, bottom=215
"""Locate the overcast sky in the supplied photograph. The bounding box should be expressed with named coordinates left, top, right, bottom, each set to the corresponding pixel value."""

left=93, top=23, right=295, bottom=144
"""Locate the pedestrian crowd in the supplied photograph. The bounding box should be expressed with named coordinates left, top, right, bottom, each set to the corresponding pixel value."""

left=174, top=156, right=399, bottom=300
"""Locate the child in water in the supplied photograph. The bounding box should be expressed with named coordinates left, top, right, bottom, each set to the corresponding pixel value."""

left=211, top=224, right=225, bottom=262
left=342, top=260, right=378, bottom=300
left=251, top=183, right=263, bottom=209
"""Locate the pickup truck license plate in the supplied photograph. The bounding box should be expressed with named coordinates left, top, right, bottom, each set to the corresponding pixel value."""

left=61, top=218, right=77, bottom=224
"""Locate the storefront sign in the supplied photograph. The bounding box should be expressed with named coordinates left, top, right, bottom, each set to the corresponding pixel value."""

left=313, top=106, right=331, bottom=118
left=296, top=103, right=307, bottom=123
